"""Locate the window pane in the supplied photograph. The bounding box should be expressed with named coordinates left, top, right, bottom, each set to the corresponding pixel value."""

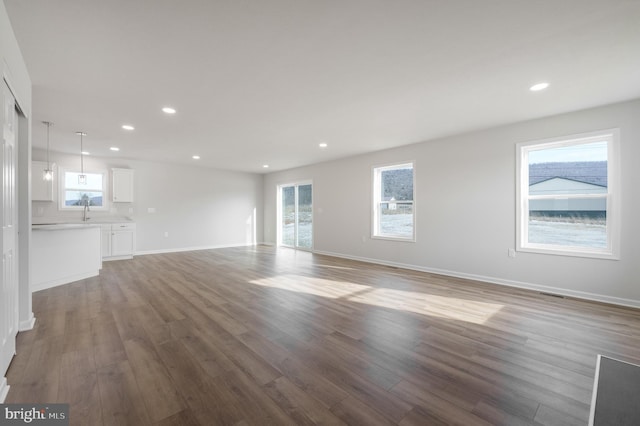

left=374, top=163, right=414, bottom=239
left=381, top=166, right=413, bottom=201
left=528, top=141, right=607, bottom=196
left=379, top=202, right=413, bottom=238
left=297, top=184, right=313, bottom=249
left=65, top=171, right=103, bottom=191
left=281, top=186, right=295, bottom=246
left=528, top=198, right=606, bottom=248
left=65, top=191, right=104, bottom=207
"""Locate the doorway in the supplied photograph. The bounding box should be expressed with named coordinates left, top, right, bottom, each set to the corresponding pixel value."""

left=279, top=182, right=312, bottom=250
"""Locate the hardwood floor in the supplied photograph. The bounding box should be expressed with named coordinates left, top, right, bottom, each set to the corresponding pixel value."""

left=6, top=246, right=640, bottom=425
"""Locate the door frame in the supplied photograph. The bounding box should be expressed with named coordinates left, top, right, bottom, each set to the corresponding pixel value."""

left=276, top=180, right=313, bottom=251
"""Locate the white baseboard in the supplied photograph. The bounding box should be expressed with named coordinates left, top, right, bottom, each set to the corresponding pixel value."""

left=135, top=243, right=260, bottom=256
left=0, top=377, right=9, bottom=403
left=19, top=313, right=36, bottom=331
left=32, top=270, right=100, bottom=293
left=313, top=249, right=640, bottom=309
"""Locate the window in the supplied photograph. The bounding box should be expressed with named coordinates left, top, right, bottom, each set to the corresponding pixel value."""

left=516, top=129, right=620, bottom=259
left=373, top=162, right=415, bottom=241
left=59, top=170, right=107, bottom=210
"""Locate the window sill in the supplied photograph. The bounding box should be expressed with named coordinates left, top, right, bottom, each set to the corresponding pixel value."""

left=372, top=235, right=416, bottom=243
left=518, top=245, right=619, bottom=260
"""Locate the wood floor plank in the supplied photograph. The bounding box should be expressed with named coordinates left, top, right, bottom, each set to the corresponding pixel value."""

left=263, top=376, right=346, bottom=425
left=122, top=337, right=186, bottom=422
left=6, top=336, right=63, bottom=403
left=153, top=409, right=201, bottom=426
left=330, top=396, right=396, bottom=426
left=97, top=360, right=153, bottom=426
left=6, top=246, right=640, bottom=425
left=391, top=379, right=493, bottom=426
left=90, top=311, right=128, bottom=368
left=58, top=350, right=103, bottom=426
left=277, top=356, right=350, bottom=410
left=219, top=369, right=296, bottom=425
left=155, top=339, right=246, bottom=425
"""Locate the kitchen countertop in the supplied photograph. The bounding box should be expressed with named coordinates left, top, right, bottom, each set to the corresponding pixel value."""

left=32, top=217, right=134, bottom=230
left=32, top=223, right=103, bottom=231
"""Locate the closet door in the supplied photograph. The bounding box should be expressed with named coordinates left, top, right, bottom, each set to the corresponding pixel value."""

left=1, top=81, right=18, bottom=388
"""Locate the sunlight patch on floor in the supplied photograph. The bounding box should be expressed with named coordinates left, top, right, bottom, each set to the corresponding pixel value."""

left=249, top=275, right=503, bottom=325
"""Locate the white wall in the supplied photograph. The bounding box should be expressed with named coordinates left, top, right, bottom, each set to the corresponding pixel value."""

left=32, top=150, right=264, bottom=253
left=264, top=99, right=640, bottom=307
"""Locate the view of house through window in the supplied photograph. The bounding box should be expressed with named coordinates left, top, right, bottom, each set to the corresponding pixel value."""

left=279, top=183, right=312, bottom=249
left=61, top=171, right=105, bottom=209
left=518, top=130, right=619, bottom=258
left=373, top=162, right=415, bottom=240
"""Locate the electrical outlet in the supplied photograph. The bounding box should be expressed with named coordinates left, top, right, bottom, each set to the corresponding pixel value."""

left=148, top=207, right=156, bottom=213
left=508, top=248, right=516, bottom=258
left=164, top=231, right=169, bottom=238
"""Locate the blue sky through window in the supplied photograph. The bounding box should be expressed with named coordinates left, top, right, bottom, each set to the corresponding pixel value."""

left=528, top=141, right=607, bottom=164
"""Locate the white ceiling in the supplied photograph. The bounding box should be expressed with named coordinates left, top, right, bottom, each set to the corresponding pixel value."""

left=5, top=0, right=640, bottom=173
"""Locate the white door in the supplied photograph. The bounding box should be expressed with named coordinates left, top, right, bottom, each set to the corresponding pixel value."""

left=1, top=82, right=18, bottom=379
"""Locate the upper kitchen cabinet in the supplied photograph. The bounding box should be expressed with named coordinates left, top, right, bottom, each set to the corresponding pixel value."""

left=32, top=161, right=55, bottom=201
left=112, top=168, right=134, bottom=202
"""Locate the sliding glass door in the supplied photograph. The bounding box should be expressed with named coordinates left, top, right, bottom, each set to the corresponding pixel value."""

left=279, top=183, right=312, bottom=249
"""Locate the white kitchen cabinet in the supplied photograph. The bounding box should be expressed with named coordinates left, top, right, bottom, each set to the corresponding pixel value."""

left=32, top=225, right=102, bottom=292
left=112, top=168, right=134, bottom=202
left=32, top=161, right=55, bottom=201
left=102, top=223, right=136, bottom=260
left=101, top=225, right=112, bottom=259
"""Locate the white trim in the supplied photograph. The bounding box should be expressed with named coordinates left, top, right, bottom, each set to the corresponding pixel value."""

left=516, top=128, right=620, bottom=260
left=32, top=270, right=99, bottom=293
left=371, top=161, right=416, bottom=242
left=58, top=167, right=110, bottom=211
left=312, top=249, right=640, bottom=309
left=588, top=354, right=602, bottom=426
left=0, top=376, right=9, bottom=403
left=103, top=255, right=133, bottom=261
left=19, top=314, right=35, bottom=331
left=135, top=243, right=258, bottom=256
left=588, top=355, right=640, bottom=426
left=276, top=180, right=313, bottom=250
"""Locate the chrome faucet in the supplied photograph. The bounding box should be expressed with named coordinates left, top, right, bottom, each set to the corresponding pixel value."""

left=82, top=199, right=90, bottom=221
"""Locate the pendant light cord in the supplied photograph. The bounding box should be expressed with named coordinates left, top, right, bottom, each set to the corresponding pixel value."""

left=80, top=133, right=84, bottom=174
left=45, top=122, right=51, bottom=169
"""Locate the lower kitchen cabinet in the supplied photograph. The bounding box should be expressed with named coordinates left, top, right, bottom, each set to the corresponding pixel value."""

left=101, top=223, right=136, bottom=260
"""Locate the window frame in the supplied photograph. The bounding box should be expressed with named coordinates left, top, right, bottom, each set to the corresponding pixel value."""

left=58, top=167, right=109, bottom=211
left=372, top=161, right=416, bottom=242
left=516, top=129, right=620, bottom=260
left=276, top=180, right=314, bottom=251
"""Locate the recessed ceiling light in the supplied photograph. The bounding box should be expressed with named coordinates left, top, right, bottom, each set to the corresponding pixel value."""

left=121, top=124, right=134, bottom=131
left=81, top=151, right=90, bottom=155
left=263, top=164, right=269, bottom=168
left=319, top=142, right=328, bottom=148
left=162, top=107, right=176, bottom=114
left=529, top=82, right=549, bottom=92
left=110, top=147, right=120, bottom=151
left=192, top=155, right=200, bottom=160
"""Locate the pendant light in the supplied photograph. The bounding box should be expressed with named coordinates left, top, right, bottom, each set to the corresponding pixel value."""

left=76, top=131, right=87, bottom=185
left=42, top=121, right=54, bottom=181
